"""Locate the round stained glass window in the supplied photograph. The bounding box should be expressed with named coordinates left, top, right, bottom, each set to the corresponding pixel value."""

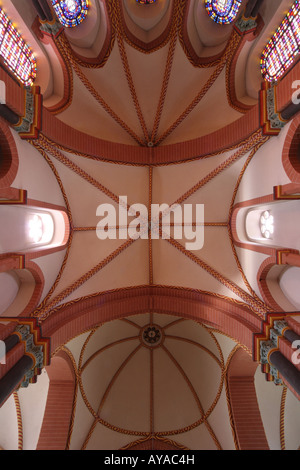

left=52, top=0, right=89, bottom=28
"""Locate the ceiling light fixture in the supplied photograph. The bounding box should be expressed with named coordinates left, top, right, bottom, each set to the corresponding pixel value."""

left=27, top=213, right=54, bottom=245
left=260, top=211, right=274, bottom=239
left=28, top=215, right=43, bottom=243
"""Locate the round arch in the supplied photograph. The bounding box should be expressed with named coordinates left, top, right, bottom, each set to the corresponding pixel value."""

left=256, top=257, right=300, bottom=312
left=282, top=114, right=300, bottom=184
left=0, top=120, right=19, bottom=189
left=0, top=262, right=45, bottom=318
left=40, top=286, right=263, bottom=356
left=36, top=349, right=76, bottom=450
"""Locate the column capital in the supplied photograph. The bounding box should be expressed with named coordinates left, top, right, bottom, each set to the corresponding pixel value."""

left=260, top=82, right=288, bottom=135
left=2, top=317, right=50, bottom=389
left=254, top=314, right=300, bottom=395
left=13, top=86, right=42, bottom=139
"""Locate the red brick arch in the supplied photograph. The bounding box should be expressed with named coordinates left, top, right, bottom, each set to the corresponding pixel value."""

left=0, top=118, right=19, bottom=189
left=20, top=261, right=45, bottom=316
left=37, top=350, right=76, bottom=450
left=282, top=114, right=300, bottom=183
left=37, top=287, right=268, bottom=451
left=256, top=255, right=300, bottom=313
left=0, top=257, right=45, bottom=317
left=226, top=347, right=269, bottom=450
left=41, top=286, right=263, bottom=356
left=257, top=256, right=285, bottom=312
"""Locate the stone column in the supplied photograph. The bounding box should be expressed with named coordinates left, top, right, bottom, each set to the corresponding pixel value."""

left=0, top=104, right=20, bottom=126
left=244, top=0, right=264, bottom=18
left=32, top=0, right=54, bottom=22
left=38, top=0, right=54, bottom=22
left=269, top=350, right=300, bottom=396
left=0, top=323, right=49, bottom=407
left=280, top=101, right=300, bottom=122
left=0, top=355, right=34, bottom=406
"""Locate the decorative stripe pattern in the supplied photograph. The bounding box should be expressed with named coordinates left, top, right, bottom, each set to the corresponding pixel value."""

left=13, top=392, right=23, bottom=451
left=280, top=386, right=287, bottom=450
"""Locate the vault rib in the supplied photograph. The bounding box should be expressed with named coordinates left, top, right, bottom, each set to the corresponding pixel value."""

left=161, top=344, right=222, bottom=450
left=81, top=343, right=143, bottom=450
left=36, top=237, right=137, bottom=320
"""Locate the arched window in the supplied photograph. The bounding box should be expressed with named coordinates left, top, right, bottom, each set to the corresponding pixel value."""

left=51, top=0, right=89, bottom=28
left=205, top=0, right=242, bottom=25
left=0, top=7, right=36, bottom=86
left=261, top=1, right=300, bottom=82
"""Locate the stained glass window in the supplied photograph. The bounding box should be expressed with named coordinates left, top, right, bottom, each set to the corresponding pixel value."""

left=205, top=0, right=242, bottom=25
left=261, top=1, right=300, bottom=82
left=0, top=7, right=36, bottom=86
left=52, top=0, right=89, bottom=28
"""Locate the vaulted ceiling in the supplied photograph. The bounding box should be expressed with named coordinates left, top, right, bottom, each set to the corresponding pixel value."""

left=0, top=0, right=299, bottom=450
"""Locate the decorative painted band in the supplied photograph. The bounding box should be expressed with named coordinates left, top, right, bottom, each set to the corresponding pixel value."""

left=0, top=317, right=50, bottom=388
